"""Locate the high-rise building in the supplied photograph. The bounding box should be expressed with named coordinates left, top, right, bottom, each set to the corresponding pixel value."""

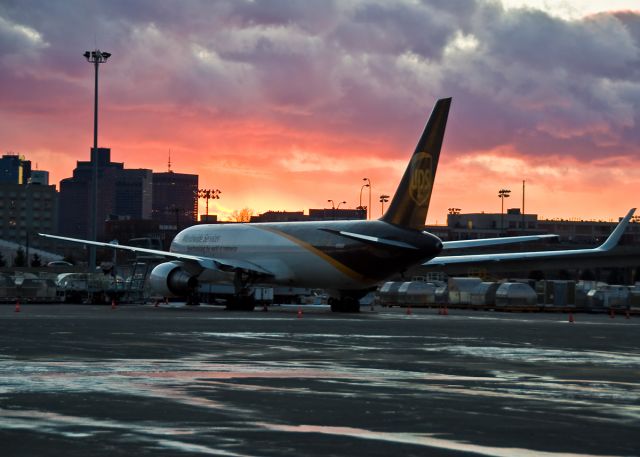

left=152, top=171, right=198, bottom=229
left=0, top=154, right=31, bottom=184
left=115, top=169, right=153, bottom=220
left=58, top=148, right=121, bottom=239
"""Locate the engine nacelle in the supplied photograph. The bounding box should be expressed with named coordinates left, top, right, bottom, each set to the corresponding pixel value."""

left=149, top=262, right=198, bottom=297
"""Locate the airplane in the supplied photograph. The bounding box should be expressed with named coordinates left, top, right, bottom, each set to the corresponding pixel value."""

left=40, top=98, right=635, bottom=312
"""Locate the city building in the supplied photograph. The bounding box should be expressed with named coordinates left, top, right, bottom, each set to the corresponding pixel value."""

left=0, top=182, right=58, bottom=260
left=0, top=154, right=31, bottom=184
left=58, top=148, right=122, bottom=239
left=58, top=148, right=156, bottom=239
left=152, top=171, right=198, bottom=230
left=29, top=170, right=49, bottom=185
left=115, top=169, right=153, bottom=220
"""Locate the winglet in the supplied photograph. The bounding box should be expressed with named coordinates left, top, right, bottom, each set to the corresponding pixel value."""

left=598, top=208, right=635, bottom=251
left=381, top=97, right=451, bottom=230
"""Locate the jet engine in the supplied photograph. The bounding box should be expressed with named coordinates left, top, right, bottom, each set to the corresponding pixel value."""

left=149, top=262, right=198, bottom=297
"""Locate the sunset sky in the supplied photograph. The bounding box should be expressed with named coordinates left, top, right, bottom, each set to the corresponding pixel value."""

left=1, top=0, right=638, bottom=224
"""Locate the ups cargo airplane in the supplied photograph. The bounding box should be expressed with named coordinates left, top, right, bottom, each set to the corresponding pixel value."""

left=41, top=98, right=635, bottom=312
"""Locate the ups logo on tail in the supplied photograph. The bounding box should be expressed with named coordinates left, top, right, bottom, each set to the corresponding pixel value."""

left=409, top=151, right=433, bottom=206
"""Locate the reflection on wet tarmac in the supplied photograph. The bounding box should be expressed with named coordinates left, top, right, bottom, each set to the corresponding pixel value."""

left=1, top=308, right=638, bottom=456
left=257, top=423, right=624, bottom=457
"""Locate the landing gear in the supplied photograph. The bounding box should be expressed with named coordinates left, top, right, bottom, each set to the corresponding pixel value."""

left=329, top=296, right=360, bottom=313
left=225, top=270, right=257, bottom=311
left=185, top=290, right=200, bottom=306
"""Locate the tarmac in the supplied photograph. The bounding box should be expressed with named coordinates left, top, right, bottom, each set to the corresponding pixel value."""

left=0, top=303, right=638, bottom=457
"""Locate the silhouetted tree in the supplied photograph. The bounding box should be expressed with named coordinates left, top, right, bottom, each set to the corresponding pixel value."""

left=14, top=248, right=26, bottom=267
left=0, top=252, right=6, bottom=267
left=229, top=207, right=254, bottom=223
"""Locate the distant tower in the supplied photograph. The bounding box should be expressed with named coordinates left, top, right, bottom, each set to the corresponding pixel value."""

left=168, top=150, right=172, bottom=172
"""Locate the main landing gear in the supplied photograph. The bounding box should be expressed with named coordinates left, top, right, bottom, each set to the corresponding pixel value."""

left=225, top=270, right=257, bottom=311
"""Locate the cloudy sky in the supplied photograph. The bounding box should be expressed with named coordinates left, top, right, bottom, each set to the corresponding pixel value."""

left=1, top=0, right=638, bottom=223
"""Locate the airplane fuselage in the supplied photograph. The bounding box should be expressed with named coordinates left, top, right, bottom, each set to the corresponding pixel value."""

left=170, top=220, right=443, bottom=290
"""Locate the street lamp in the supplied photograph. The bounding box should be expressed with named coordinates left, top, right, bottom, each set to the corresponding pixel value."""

left=336, top=201, right=346, bottom=210
left=498, top=188, right=511, bottom=235
left=327, top=199, right=335, bottom=209
left=363, top=178, right=371, bottom=220
left=379, top=194, right=390, bottom=216
left=83, top=48, right=111, bottom=271
left=359, top=182, right=369, bottom=212
left=197, top=188, right=221, bottom=218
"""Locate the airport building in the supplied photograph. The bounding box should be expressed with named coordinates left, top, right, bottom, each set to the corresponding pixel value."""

left=250, top=208, right=367, bottom=223
left=438, top=208, right=640, bottom=245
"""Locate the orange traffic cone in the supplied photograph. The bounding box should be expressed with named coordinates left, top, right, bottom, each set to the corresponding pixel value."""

left=15, top=300, right=20, bottom=313
left=111, top=299, right=116, bottom=310
left=443, top=306, right=449, bottom=316
left=297, top=306, right=303, bottom=318
left=406, top=306, right=412, bottom=315
left=568, top=312, right=574, bottom=323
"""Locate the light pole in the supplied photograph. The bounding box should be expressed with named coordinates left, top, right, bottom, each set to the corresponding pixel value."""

left=359, top=183, right=369, bottom=212
left=327, top=199, right=335, bottom=209
left=336, top=201, right=346, bottom=210
left=197, top=188, right=221, bottom=219
left=379, top=194, right=390, bottom=216
left=84, top=49, right=111, bottom=270
left=498, top=188, right=511, bottom=235
left=363, top=178, right=371, bottom=220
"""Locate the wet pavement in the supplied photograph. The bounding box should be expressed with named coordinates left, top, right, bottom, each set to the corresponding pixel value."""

left=0, top=303, right=638, bottom=456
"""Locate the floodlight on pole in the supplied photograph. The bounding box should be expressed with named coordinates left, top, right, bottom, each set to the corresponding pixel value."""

left=359, top=183, right=369, bottom=211
left=84, top=48, right=111, bottom=271
left=379, top=194, right=390, bottom=216
left=498, top=188, right=511, bottom=235
left=363, top=178, right=371, bottom=220
left=197, top=188, right=221, bottom=218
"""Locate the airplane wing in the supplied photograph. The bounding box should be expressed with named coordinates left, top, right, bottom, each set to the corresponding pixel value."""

left=424, top=208, right=635, bottom=267
left=37, top=233, right=273, bottom=275
left=441, top=234, right=558, bottom=250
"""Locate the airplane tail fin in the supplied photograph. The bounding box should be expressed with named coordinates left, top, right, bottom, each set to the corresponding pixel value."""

left=381, top=97, right=451, bottom=230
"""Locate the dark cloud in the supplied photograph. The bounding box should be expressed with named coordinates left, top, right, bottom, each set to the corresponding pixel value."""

left=1, top=0, right=639, bottom=164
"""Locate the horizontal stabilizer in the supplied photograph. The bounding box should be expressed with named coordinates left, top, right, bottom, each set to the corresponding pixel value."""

left=322, top=229, right=419, bottom=249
